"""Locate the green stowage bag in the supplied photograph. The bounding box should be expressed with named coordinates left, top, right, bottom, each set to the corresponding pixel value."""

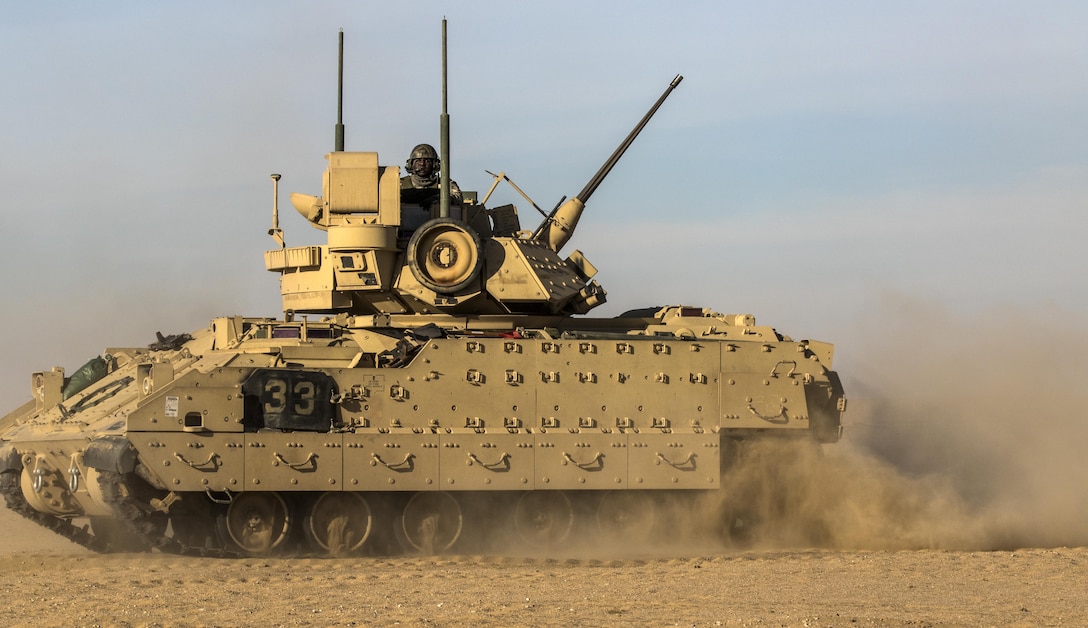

left=62, top=356, right=109, bottom=400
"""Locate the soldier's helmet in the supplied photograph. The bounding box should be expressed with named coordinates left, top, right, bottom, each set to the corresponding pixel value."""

left=406, top=143, right=439, bottom=175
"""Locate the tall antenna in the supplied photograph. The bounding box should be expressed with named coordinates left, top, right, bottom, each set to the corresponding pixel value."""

left=269, top=173, right=284, bottom=247
left=439, top=18, right=451, bottom=218
left=335, top=29, right=345, bottom=151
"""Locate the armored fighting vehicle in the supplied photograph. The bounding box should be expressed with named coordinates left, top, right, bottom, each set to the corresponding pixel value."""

left=0, top=32, right=845, bottom=557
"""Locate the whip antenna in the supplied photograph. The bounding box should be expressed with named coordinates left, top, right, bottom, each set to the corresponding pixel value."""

left=335, top=29, right=345, bottom=151
left=439, top=18, right=451, bottom=218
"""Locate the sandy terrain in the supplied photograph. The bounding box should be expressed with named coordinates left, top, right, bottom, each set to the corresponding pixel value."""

left=2, top=506, right=1085, bottom=627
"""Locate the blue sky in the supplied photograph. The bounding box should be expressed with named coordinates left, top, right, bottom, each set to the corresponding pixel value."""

left=2, top=2, right=1086, bottom=416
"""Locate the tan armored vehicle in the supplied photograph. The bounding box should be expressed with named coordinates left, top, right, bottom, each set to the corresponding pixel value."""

left=0, top=33, right=845, bottom=557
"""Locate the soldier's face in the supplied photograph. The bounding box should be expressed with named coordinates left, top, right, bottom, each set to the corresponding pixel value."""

left=413, top=158, right=435, bottom=177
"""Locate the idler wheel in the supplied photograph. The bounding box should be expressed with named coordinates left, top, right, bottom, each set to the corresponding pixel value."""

left=406, top=218, right=482, bottom=294
left=305, top=492, right=372, bottom=556
left=596, top=491, right=656, bottom=544
left=222, top=492, right=291, bottom=555
left=514, top=491, right=574, bottom=548
left=401, top=492, right=462, bottom=553
left=20, top=465, right=77, bottom=517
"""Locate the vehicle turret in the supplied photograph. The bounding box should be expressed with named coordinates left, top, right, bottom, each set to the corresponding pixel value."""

left=265, top=70, right=682, bottom=319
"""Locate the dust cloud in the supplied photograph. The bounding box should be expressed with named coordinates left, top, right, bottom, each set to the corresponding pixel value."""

left=712, top=296, right=1088, bottom=551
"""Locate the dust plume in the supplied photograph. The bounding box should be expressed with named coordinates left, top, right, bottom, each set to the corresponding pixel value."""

left=704, top=440, right=980, bottom=550
left=710, top=295, right=1088, bottom=551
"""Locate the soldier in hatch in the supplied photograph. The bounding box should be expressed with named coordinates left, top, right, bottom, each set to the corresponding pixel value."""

left=400, top=143, right=461, bottom=211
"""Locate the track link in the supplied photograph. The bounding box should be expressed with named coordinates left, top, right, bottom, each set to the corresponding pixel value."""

left=0, top=469, right=240, bottom=557
left=0, top=470, right=109, bottom=553
left=94, top=470, right=241, bottom=558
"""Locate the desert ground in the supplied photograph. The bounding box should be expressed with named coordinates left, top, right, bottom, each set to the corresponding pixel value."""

left=3, top=504, right=1087, bottom=627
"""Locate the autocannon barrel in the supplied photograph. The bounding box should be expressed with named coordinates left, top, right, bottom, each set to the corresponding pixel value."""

left=577, top=74, right=683, bottom=203
left=537, top=74, right=683, bottom=252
